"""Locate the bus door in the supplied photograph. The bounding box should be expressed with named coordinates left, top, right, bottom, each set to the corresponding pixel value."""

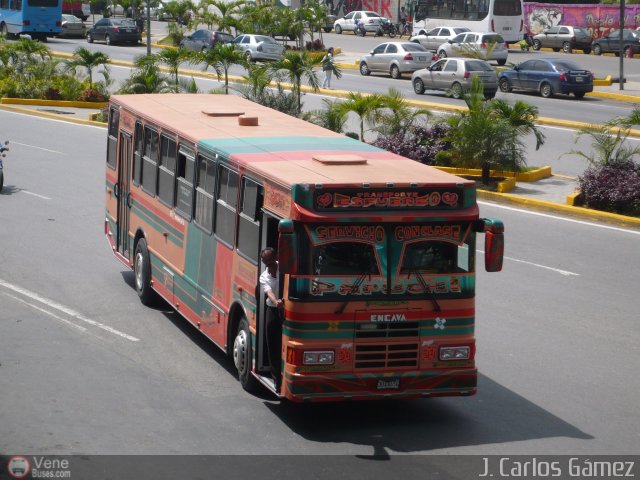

left=256, top=213, right=280, bottom=376
left=117, top=131, right=132, bottom=260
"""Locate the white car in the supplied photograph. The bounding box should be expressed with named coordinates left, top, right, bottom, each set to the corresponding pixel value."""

left=436, top=31, right=508, bottom=66
left=333, top=10, right=387, bottom=35
left=410, top=26, right=470, bottom=51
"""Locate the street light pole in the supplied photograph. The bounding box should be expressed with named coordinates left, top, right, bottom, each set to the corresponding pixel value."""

left=146, top=1, right=151, bottom=55
left=620, top=0, right=625, bottom=91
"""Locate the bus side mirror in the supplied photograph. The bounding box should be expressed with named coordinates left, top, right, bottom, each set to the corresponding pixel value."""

left=475, top=218, right=504, bottom=272
left=277, top=219, right=298, bottom=274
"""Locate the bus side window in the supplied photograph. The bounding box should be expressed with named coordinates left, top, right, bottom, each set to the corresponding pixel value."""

left=106, top=107, right=119, bottom=170
left=175, top=146, right=194, bottom=221
left=132, top=122, right=144, bottom=186
left=215, top=164, right=238, bottom=248
left=157, top=134, right=176, bottom=207
left=0, top=0, right=9, bottom=9
left=141, top=126, right=158, bottom=197
left=194, top=154, right=215, bottom=233
left=237, top=177, right=263, bottom=261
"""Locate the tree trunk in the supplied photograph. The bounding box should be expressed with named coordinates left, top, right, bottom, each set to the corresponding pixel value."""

left=482, top=161, right=491, bottom=185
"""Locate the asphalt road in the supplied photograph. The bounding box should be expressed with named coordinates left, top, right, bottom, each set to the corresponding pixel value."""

left=1, top=109, right=639, bottom=464
left=46, top=27, right=640, bottom=127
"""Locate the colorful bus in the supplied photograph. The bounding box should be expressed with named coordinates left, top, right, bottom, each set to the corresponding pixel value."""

left=0, top=0, right=62, bottom=40
left=409, top=0, right=524, bottom=43
left=104, top=94, right=505, bottom=402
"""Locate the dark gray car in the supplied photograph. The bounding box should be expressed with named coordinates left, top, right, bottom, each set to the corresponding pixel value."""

left=591, top=29, right=640, bottom=56
left=87, top=18, right=141, bottom=45
left=179, top=29, right=234, bottom=52
left=532, top=25, right=592, bottom=54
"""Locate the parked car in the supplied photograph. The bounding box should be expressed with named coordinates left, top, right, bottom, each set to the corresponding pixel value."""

left=591, top=29, right=640, bottom=56
left=333, top=11, right=387, bottom=35
left=412, top=57, right=498, bottom=99
left=309, top=13, right=336, bottom=33
left=233, top=34, right=285, bottom=62
left=359, top=41, right=437, bottom=79
left=179, top=29, right=234, bottom=52
left=86, top=18, right=141, bottom=45
left=410, top=26, right=470, bottom=51
left=532, top=25, right=592, bottom=53
left=59, top=14, right=86, bottom=38
left=105, top=2, right=124, bottom=16
left=436, top=31, right=508, bottom=65
left=498, top=58, right=593, bottom=99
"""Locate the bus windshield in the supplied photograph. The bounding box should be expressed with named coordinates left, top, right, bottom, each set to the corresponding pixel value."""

left=289, top=223, right=475, bottom=301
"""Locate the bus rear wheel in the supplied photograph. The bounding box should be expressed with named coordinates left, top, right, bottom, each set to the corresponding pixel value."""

left=233, top=317, right=259, bottom=393
left=134, top=238, right=159, bottom=306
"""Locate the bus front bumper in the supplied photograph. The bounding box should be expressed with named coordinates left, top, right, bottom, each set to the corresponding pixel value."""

left=282, top=368, right=477, bottom=403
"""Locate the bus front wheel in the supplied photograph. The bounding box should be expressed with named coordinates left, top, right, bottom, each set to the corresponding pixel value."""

left=134, top=238, right=159, bottom=306
left=233, top=317, right=259, bottom=393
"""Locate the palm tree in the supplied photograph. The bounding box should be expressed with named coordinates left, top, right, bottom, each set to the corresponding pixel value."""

left=199, top=0, right=245, bottom=33
left=154, top=47, right=192, bottom=89
left=338, top=92, right=384, bottom=142
left=567, top=123, right=640, bottom=168
left=199, top=43, right=245, bottom=94
left=303, top=98, right=348, bottom=133
left=269, top=50, right=322, bottom=115
left=237, top=63, right=272, bottom=102
left=118, top=54, right=173, bottom=94
left=64, top=47, right=110, bottom=90
left=446, top=76, right=543, bottom=183
left=373, top=88, right=431, bottom=138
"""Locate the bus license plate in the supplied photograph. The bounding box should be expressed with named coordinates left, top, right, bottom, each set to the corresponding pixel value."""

left=377, top=378, right=400, bottom=390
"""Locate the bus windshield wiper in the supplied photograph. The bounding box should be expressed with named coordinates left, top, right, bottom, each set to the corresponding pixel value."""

left=409, top=268, right=441, bottom=313
left=334, top=263, right=375, bottom=315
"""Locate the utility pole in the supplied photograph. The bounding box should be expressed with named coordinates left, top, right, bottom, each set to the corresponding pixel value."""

left=146, top=1, right=151, bottom=55
left=620, top=0, right=625, bottom=91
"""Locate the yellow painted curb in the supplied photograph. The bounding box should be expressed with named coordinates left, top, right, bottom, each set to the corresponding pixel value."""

left=478, top=189, right=640, bottom=228
left=1, top=98, right=108, bottom=109
left=0, top=103, right=107, bottom=127
left=593, top=75, right=612, bottom=86
left=567, top=190, right=582, bottom=206
left=435, top=165, right=551, bottom=182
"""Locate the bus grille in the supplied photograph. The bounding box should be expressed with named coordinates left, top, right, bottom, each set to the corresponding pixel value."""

left=355, top=343, right=419, bottom=369
left=355, top=321, right=420, bottom=339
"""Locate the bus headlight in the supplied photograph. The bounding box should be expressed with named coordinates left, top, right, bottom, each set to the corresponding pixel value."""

left=303, top=351, right=334, bottom=365
left=439, top=346, right=470, bottom=361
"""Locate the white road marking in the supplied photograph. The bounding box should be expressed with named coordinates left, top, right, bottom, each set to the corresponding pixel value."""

left=3, top=292, right=88, bottom=332
left=503, top=256, right=579, bottom=276
left=9, top=141, right=65, bottom=154
left=0, top=278, right=140, bottom=342
left=478, top=201, right=640, bottom=236
left=478, top=249, right=579, bottom=276
left=21, top=190, right=52, bottom=200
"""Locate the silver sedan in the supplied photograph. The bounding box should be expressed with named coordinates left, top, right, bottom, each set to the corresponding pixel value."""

left=412, top=57, right=498, bottom=99
left=59, top=14, right=86, bottom=38
left=233, top=34, right=285, bottom=62
left=359, top=41, right=438, bottom=79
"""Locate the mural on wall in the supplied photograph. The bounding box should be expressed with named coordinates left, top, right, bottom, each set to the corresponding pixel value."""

left=327, top=0, right=401, bottom=22
left=525, top=3, right=640, bottom=39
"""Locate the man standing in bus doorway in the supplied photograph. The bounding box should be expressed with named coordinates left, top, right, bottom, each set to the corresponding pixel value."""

left=260, top=247, right=283, bottom=390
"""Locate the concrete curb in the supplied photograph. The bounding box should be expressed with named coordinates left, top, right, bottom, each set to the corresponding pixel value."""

left=1, top=98, right=108, bottom=109
left=0, top=103, right=107, bottom=127
left=478, top=188, right=640, bottom=228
